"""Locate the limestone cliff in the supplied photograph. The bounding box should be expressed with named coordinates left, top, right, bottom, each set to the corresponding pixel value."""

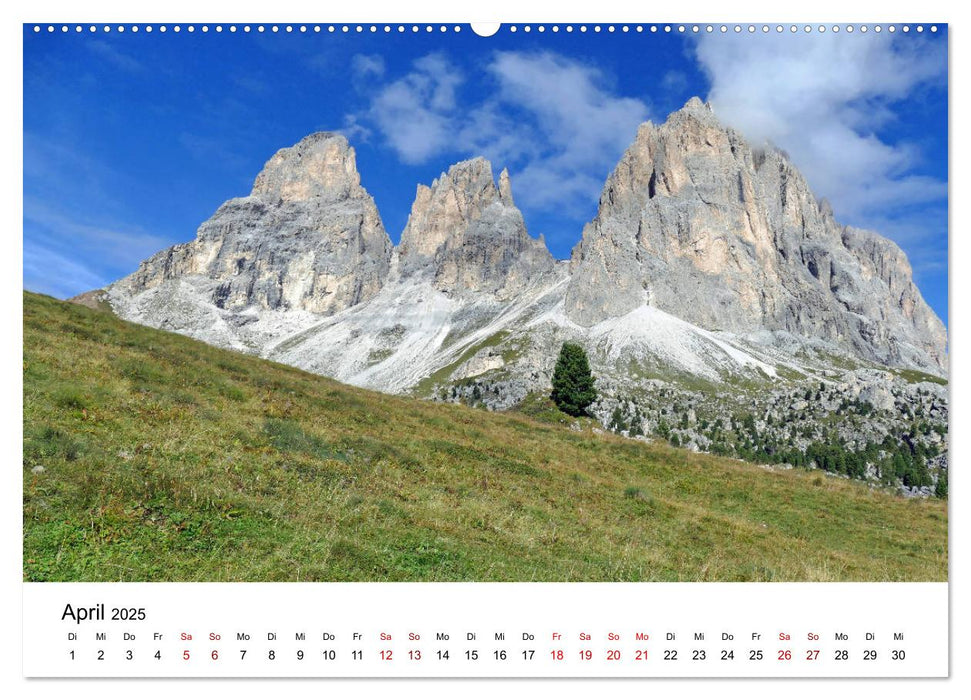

left=397, top=158, right=555, bottom=299
left=112, top=132, right=393, bottom=316
left=564, top=97, right=947, bottom=371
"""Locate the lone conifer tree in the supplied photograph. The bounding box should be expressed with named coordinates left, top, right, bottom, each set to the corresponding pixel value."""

left=551, top=342, right=597, bottom=417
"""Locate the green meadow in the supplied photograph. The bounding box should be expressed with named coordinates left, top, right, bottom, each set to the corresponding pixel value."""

left=23, top=292, right=947, bottom=582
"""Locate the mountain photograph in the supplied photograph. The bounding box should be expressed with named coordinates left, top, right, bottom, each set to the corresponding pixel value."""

left=23, top=25, right=948, bottom=582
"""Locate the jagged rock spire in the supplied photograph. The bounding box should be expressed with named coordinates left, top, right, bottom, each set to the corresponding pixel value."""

left=398, top=158, right=554, bottom=299
left=498, top=167, right=514, bottom=206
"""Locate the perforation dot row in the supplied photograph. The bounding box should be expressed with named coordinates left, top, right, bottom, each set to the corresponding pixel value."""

left=33, top=25, right=465, bottom=34
left=31, top=24, right=940, bottom=35
left=508, top=24, right=937, bottom=34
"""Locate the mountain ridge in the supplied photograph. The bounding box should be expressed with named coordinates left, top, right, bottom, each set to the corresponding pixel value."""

left=68, top=98, right=948, bottom=495
left=90, top=97, right=945, bottom=382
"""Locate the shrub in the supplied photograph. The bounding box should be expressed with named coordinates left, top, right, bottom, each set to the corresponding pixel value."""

left=609, top=406, right=628, bottom=433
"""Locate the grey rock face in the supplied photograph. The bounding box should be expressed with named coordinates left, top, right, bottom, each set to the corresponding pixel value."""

left=398, top=157, right=555, bottom=300
left=86, top=114, right=948, bottom=495
left=97, top=109, right=946, bottom=389
left=565, top=97, right=947, bottom=373
left=112, top=132, right=393, bottom=316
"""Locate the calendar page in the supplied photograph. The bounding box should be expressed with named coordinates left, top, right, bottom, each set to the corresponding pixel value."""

left=20, top=10, right=951, bottom=685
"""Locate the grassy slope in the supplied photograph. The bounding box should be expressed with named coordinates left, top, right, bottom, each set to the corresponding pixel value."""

left=22, top=292, right=947, bottom=582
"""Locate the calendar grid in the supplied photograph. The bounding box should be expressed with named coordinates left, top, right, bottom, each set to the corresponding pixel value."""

left=23, top=582, right=948, bottom=678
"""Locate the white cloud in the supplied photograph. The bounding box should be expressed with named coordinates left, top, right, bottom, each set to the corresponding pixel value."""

left=482, top=52, right=649, bottom=211
left=87, top=40, right=144, bottom=73
left=365, top=53, right=463, bottom=164
left=661, top=70, right=689, bottom=94
left=351, top=51, right=650, bottom=215
left=351, top=54, right=385, bottom=80
left=694, top=32, right=946, bottom=224
left=486, top=52, right=647, bottom=166
left=340, top=113, right=372, bottom=145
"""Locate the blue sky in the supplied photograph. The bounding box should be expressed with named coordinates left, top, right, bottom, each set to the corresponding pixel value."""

left=23, top=24, right=948, bottom=322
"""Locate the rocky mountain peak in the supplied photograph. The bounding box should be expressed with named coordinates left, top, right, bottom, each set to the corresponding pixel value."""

left=565, top=97, right=947, bottom=372
left=399, top=157, right=502, bottom=260
left=250, top=131, right=365, bottom=204
left=109, top=131, right=392, bottom=317
left=397, top=157, right=555, bottom=299
left=681, top=95, right=714, bottom=114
